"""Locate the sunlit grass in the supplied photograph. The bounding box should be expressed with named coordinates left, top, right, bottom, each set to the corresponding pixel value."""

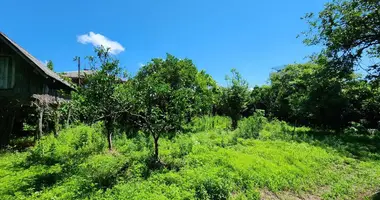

left=0, top=120, right=379, bottom=199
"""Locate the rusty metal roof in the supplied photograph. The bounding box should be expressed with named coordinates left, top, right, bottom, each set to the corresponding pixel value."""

left=61, top=70, right=96, bottom=78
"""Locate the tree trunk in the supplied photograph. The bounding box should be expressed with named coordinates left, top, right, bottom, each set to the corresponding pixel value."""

left=107, top=131, right=113, bottom=151
left=105, top=118, right=113, bottom=151
left=232, top=118, right=238, bottom=130
left=153, top=135, right=159, bottom=161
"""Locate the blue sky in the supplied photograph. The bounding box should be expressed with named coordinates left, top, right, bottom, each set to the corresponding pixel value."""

left=1, top=0, right=328, bottom=86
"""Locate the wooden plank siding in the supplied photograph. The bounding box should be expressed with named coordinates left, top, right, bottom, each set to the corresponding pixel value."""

left=0, top=41, right=45, bottom=103
left=0, top=32, right=74, bottom=147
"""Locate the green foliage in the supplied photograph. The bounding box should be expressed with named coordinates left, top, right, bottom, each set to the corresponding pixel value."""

left=131, top=54, right=216, bottom=160
left=184, top=116, right=231, bottom=132
left=302, top=0, right=380, bottom=80
left=22, top=122, right=36, bottom=132
left=27, top=124, right=105, bottom=166
left=46, top=60, right=54, bottom=71
left=237, top=110, right=267, bottom=139
left=218, top=69, right=250, bottom=129
left=259, top=119, right=293, bottom=140
left=79, top=154, right=127, bottom=188
left=71, top=46, right=128, bottom=150
left=251, top=62, right=380, bottom=130
left=3, top=1, right=380, bottom=198
left=1, top=123, right=380, bottom=199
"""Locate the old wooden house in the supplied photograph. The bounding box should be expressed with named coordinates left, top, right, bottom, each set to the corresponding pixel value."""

left=0, top=32, right=74, bottom=147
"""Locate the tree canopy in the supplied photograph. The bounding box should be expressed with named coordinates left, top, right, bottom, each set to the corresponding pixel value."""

left=302, top=0, right=380, bottom=80
left=129, top=54, right=216, bottom=161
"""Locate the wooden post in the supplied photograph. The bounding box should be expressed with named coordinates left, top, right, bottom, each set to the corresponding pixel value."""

left=0, top=110, right=10, bottom=148
left=38, top=107, right=44, bottom=140
left=66, top=105, right=71, bottom=128
left=9, top=111, right=15, bottom=139
left=77, top=57, right=81, bottom=86
left=54, top=106, right=60, bottom=137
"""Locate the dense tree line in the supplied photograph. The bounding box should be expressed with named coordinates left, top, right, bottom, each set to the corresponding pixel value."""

left=249, top=61, right=380, bottom=131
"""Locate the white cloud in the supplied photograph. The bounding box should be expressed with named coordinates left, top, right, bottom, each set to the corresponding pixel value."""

left=138, top=62, right=145, bottom=67
left=40, top=60, right=48, bottom=66
left=77, top=32, right=125, bottom=55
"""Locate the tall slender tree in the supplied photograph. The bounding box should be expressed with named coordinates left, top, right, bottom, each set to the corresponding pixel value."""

left=72, top=46, right=127, bottom=150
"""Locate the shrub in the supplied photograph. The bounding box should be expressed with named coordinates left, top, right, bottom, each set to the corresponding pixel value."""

left=232, top=190, right=260, bottom=200
left=79, top=154, right=127, bottom=188
left=259, top=119, right=293, bottom=140
left=195, top=175, right=233, bottom=200
left=237, top=111, right=267, bottom=139
left=27, top=124, right=105, bottom=166
left=184, top=116, right=231, bottom=132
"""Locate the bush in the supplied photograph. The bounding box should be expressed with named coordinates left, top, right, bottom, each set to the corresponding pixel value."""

left=184, top=116, right=231, bottom=132
left=195, top=177, right=232, bottom=200
left=259, top=119, right=293, bottom=140
left=237, top=111, right=267, bottom=139
left=79, top=154, right=127, bottom=188
left=27, top=124, right=106, bottom=166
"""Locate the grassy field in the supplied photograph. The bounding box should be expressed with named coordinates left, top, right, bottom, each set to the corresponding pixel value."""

left=1, top=118, right=380, bottom=199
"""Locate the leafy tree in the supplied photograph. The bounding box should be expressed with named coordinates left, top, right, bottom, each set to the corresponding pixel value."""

left=302, top=0, right=380, bottom=80
left=265, top=62, right=380, bottom=130
left=47, top=60, right=54, bottom=71
left=219, top=69, right=250, bottom=130
left=192, top=70, right=218, bottom=119
left=268, top=63, right=350, bottom=129
left=131, top=54, right=215, bottom=162
left=300, top=0, right=380, bottom=129
left=343, top=78, right=380, bottom=128
left=248, top=85, right=274, bottom=117
left=72, top=46, right=127, bottom=150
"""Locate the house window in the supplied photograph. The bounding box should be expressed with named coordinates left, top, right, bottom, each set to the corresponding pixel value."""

left=0, top=57, right=15, bottom=89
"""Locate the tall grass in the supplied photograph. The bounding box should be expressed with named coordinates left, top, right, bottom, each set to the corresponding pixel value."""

left=0, top=116, right=379, bottom=199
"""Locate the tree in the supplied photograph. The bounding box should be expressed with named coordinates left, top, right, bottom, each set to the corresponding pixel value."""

left=265, top=62, right=380, bottom=130
left=219, top=69, right=250, bottom=130
left=268, top=63, right=349, bottom=129
left=130, top=54, right=214, bottom=162
left=73, top=46, right=126, bottom=150
left=47, top=60, right=54, bottom=71
left=302, top=0, right=380, bottom=80
left=248, top=85, right=274, bottom=118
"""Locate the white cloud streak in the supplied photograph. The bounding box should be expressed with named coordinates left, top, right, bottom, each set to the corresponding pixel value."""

left=77, top=32, right=125, bottom=55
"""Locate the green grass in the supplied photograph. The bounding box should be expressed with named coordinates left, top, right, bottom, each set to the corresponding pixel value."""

left=0, top=119, right=379, bottom=199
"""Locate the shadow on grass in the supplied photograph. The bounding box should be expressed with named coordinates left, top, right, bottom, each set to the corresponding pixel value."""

left=372, top=191, right=380, bottom=200
left=0, top=136, right=36, bottom=152
left=32, top=171, right=64, bottom=191
left=292, top=129, right=380, bottom=160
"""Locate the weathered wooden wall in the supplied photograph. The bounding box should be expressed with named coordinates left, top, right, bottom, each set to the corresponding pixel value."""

left=0, top=41, right=46, bottom=103
left=0, top=41, right=60, bottom=147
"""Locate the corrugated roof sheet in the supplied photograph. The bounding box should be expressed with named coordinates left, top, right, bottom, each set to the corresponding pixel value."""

left=61, top=70, right=95, bottom=78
